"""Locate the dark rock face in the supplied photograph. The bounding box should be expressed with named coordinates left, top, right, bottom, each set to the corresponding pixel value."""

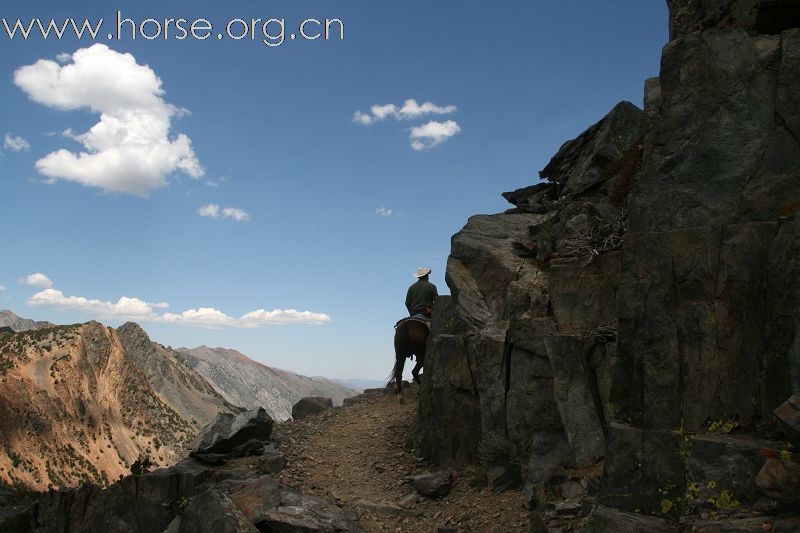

left=667, top=0, right=800, bottom=39
left=412, top=0, right=800, bottom=522
left=292, top=396, right=334, bottom=420
left=774, top=392, right=800, bottom=447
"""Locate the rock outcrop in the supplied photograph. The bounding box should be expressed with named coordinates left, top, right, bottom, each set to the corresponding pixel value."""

left=292, top=396, right=334, bottom=420
left=412, top=0, right=800, bottom=523
left=21, top=413, right=360, bottom=532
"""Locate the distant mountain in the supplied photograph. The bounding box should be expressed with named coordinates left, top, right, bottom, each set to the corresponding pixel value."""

left=332, top=378, right=386, bottom=390
left=0, top=310, right=53, bottom=332
left=0, top=321, right=236, bottom=490
left=176, top=346, right=359, bottom=421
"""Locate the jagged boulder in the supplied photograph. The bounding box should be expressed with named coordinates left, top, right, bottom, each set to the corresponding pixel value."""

left=409, top=471, right=452, bottom=498
left=191, top=408, right=273, bottom=461
left=291, top=396, right=333, bottom=420
left=539, top=101, right=646, bottom=199
left=228, top=475, right=361, bottom=531
left=165, top=489, right=258, bottom=533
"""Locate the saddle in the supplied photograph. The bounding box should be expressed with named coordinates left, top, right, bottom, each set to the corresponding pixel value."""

left=395, top=315, right=431, bottom=331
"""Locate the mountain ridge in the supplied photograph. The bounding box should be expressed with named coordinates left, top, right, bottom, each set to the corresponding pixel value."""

left=176, top=345, right=358, bottom=421
left=0, top=319, right=236, bottom=490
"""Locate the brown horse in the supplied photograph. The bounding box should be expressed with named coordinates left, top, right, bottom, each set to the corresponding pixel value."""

left=388, top=319, right=429, bottom=394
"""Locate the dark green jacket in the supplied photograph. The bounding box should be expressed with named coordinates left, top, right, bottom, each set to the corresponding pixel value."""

left=405, top=280, right=438, bottom=314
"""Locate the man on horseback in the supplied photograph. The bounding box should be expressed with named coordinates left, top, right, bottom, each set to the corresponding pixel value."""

left=405, top=266, right=438, bottom=319
left=389, top=267, right=438, bottom=394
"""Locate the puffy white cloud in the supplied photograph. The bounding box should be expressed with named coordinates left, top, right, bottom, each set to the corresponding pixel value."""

left=14, top=44, right=203, bottom=197
left=4, top=133, right=30, bottom=152
left=353, top=99, right=457, bottom=125
left=370, top=103, right=398, bottom=121
left=197, top=203, right=220, bottom=219
left=198, top=204, right=250, bottom=221
left=19, top=272, right=53, bottom=288
left=410, top=120, right=461, bottom=151
left=24, top=279, right=328, bottom=327
left=28, top=288, right=168, bottom=320
left=0, top=285, right=6, bottom=291
left=375, top=207, right=393, bottom=216
left=222, top=207, right=250, bottom=221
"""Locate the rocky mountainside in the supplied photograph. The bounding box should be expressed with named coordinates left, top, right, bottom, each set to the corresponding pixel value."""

left=176, top=346, right=357, bottom=421
left=0, top=321, right=236, bottom=490
left=412, top=0, right=800, bottom=527
left=4, top=387, right=546, bottom=532
left=0, top=310, right=52, bottom=332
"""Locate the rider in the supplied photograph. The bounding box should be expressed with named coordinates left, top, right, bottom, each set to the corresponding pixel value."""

left=405, top=267, right=438, bottom=319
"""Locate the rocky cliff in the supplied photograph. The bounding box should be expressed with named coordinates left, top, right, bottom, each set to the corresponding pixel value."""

left=176, top=345, right=357, bottom=421
left=412, top=0, right=799, bottom=524
left=0, top=321, right=236, bottom=490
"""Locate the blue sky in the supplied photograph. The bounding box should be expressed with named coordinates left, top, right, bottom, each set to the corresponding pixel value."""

left=0, top=1, right=668, bottom=380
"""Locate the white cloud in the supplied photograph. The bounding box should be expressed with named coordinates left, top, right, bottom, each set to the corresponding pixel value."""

left=205, top=180, right=219, bottom=188
left=14, top=44, right=203, bottom=197
left=397, top=99, right=456, bottom=119
left=198, top=204, right=250, bottom=221
left=352, top=111, right=373, bottom=125
left=4, top=133, right=30, bottom=152
left=24, top=279, right=329, bottom=328
left=370, top=103, right=398, bottom=121
left=222, top=207, right=250, bottom=221
left=353, top=99, right=457, bottom=125
left=375, top=207, right=393, bottom=216
left=0, top=285, right=6, bottom=291
left=410, top=120, right=461, bottom=151
left=18, top=272, right=53, bottom=288
left=29, top=288, right=168, bottom=320
left=197, top=203, right=220, bottom=219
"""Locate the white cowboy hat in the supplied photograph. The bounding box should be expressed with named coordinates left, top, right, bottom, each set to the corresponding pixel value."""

left=413, top=267, right=431, bottom=278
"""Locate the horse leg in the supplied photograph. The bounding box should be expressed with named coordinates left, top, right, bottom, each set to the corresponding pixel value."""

left=412, top=340, right=426, bottom=385
left=393, top=352, right=406, bottom=394
left=411, top=360, right=422, bottom=385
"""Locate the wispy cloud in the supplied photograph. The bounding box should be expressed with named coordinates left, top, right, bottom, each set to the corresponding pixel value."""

left=197, top=203, right=220, bottom=218
left=14, top=44, right=202, bottom=197
left=24, top=274, right=331, bottom=327
left=4, top=133, right=30, bottom=152
left=197, top=203, right=250, bottom=221
left=353, top=99, right=456, bottom=125
left=375, top=207, right=393, bottom=216
left=353, top=99, right=460, bottom=150
left=0, top=285, right=6, bottom=291
left=410, top=120, right=461, bottom=151
left=18, top=272, right=53, bottom=288
left=222, top=207, right=250, bottom=221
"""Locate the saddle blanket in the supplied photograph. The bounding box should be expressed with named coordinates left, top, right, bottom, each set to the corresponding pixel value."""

left=395, top=315, right=431, bottom=330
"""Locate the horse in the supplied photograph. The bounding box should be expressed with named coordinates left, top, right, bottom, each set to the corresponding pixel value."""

left=387, top=319, right=429, bottom=394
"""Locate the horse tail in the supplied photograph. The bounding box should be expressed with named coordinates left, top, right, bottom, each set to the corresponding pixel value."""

left=386, top=322, right=410, bottom=388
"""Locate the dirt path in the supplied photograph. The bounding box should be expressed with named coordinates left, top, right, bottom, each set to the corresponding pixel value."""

left=272, top=385, right=532, bottom=532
